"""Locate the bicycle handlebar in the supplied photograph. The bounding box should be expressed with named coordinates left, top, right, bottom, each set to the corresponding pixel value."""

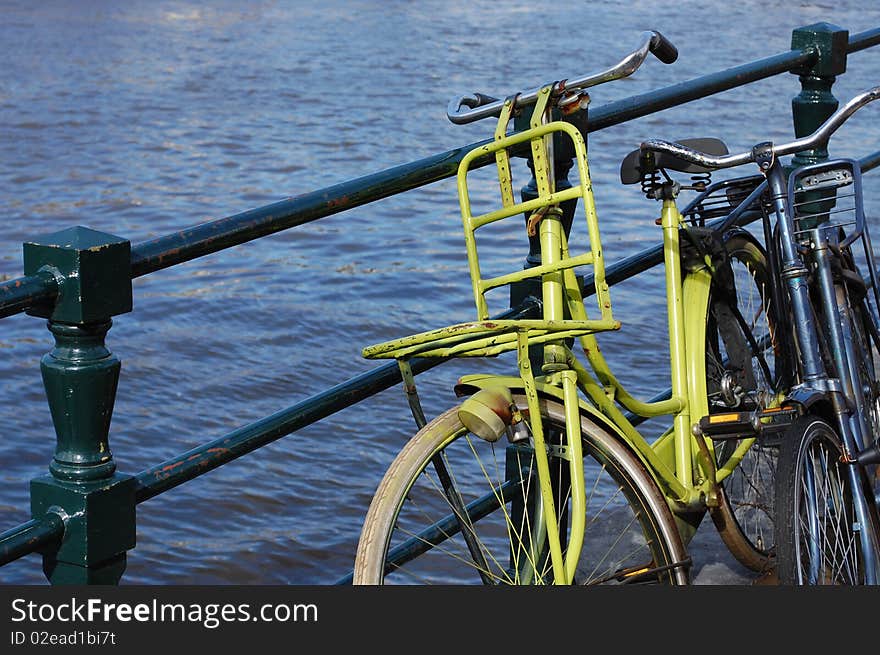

left=640, top=86, right=880, bottom=170
left=446, top=30, right=678, bottom=125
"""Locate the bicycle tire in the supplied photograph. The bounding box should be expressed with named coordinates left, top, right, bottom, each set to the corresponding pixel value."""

left=849, top=297, right=880, bottom=503
left=703, top=232, right=779, bottom=573
left=774, top=415, right=880, bottom=584
left=847, top=289, right=880, bottom=447
left=353, top=394, right=689, bottom=585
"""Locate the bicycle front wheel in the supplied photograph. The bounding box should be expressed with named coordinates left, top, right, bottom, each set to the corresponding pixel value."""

left=775, top=415, right=880, bottom=584
left=354, top=394, right=689, bottom=585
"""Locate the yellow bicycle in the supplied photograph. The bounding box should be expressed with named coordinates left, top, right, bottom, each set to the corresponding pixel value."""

left=354, top=31, right=781, bottom=584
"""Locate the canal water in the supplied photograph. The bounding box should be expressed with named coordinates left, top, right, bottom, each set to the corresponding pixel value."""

left=1, top=0, right=879, bottom=584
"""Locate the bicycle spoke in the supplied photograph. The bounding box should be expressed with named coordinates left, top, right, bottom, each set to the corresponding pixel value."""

left=430, top=449, right=496, bottom=583
left=463, top=436, right=537, bottom=581
left=392, top=523, right=508, bottom=583
left=423, top=447, right=512, bottom=582
left=793, top=438, right=863, bottom=585
left=583, top=509, right=648, bottom=583
left=399, top=468, right=517, bottom=584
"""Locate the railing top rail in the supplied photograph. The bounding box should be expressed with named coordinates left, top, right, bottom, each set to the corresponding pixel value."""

left=0, top=27, right=877, bottom=323
left=6, top=145, right=879, bottom=569
left=849, top=26, right=880, bottom=52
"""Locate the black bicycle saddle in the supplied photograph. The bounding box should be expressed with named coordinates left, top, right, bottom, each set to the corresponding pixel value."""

left=619, top=137, right=729, bottom=184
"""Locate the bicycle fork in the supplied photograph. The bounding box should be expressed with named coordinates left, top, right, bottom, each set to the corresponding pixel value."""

left=514, top=203, right=588, bottom=585
left=765, top=158, right=879, bottom=583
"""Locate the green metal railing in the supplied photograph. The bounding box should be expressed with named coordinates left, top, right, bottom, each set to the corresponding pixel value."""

left=1, top=22, right=879, bottom=584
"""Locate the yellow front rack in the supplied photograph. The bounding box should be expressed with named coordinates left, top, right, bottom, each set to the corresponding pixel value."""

left=363, top=84, right=618, bottom=362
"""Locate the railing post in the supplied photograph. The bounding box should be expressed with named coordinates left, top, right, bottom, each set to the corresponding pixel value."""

left=23, top=226, right=135, bottom=585
left=791, top=22, right=849, bottom=168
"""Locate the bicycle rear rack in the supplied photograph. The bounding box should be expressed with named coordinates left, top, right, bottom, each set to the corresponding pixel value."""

left=680, top=174, right=766, bottom=227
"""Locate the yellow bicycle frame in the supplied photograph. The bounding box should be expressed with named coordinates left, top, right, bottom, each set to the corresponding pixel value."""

left=364, top=84, right=757, bottom=583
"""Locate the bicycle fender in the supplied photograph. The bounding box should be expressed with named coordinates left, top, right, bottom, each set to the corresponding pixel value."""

left=785, top=385, right=835, bottom=424
left=453, top=373, right=702, bottom=512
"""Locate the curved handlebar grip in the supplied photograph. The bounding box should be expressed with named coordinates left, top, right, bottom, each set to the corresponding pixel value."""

left=447, top=92, right=502, bottom=124
left=470, top=92, right=500, bottom=108
left=447, top=30, right=679, bottom=125
left=649, top=30, right=678, bottom=64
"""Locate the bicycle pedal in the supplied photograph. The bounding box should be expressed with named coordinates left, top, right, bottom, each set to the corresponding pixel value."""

left=697, top=406, right=800, bottom=440
left=603, top=557, right=692, bottom=585
left=615, top=564, right=660, bottom=584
